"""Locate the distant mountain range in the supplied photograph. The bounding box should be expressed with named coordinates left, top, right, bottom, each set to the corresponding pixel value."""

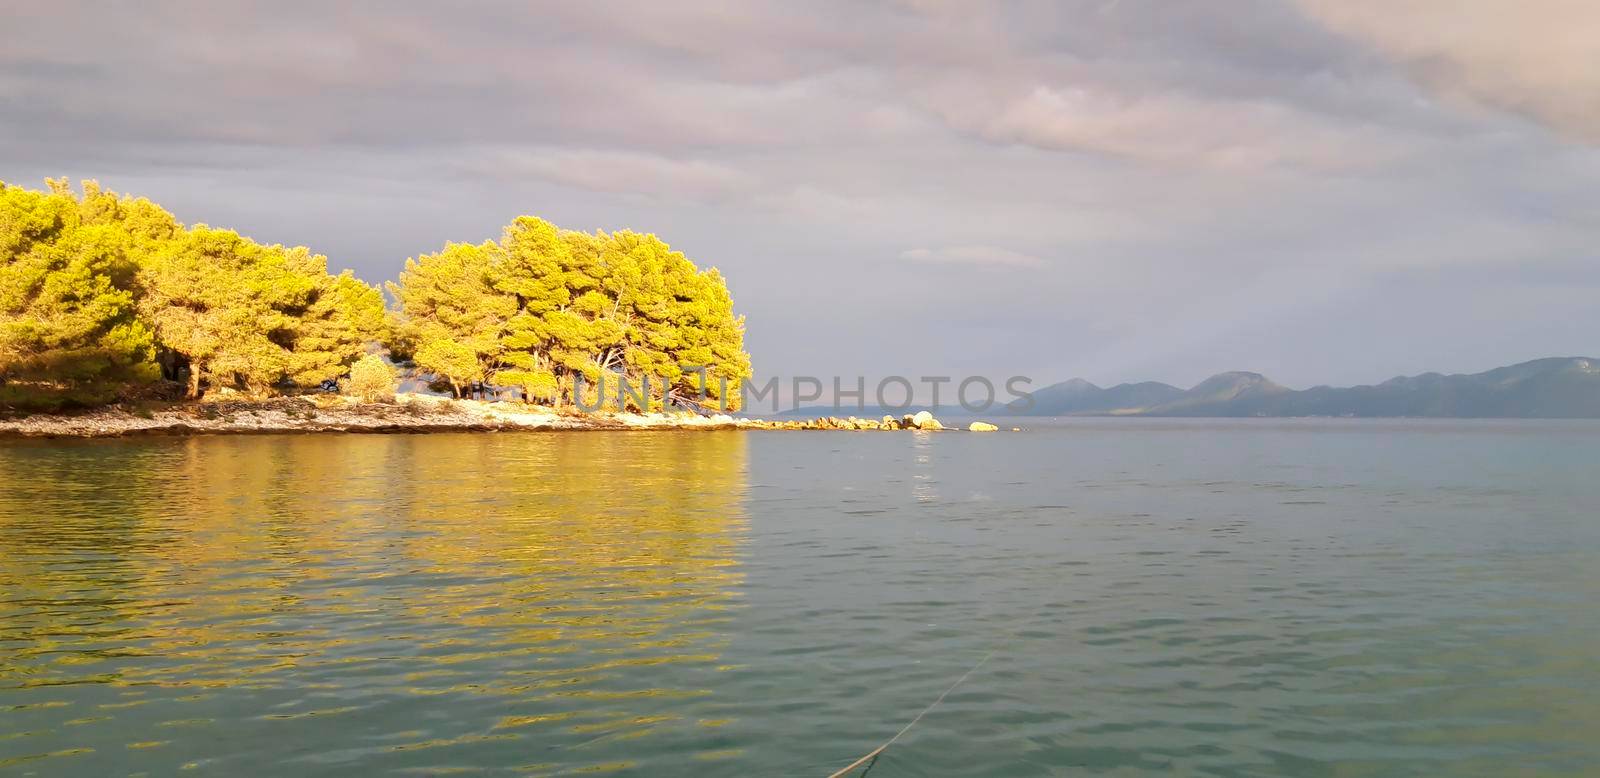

left=1023, top=357, right=1600, bottom=418
left=778, top=358, right=1600, bottom=419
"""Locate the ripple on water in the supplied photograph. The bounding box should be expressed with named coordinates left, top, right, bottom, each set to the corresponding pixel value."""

left=2, top=424, right=1600, bottom=775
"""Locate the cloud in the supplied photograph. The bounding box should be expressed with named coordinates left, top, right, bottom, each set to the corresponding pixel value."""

left=900, top=245, right=1045, bottom=268
left=878, top=0, right=1440, bottom=171
left=922, top=82, right=1398, bottom=170
left=1295, top=0, right=1600, bottom=142
left=483, top=149, right=756, bottom=201
left=0, top=0, right=1434, bottom=170
left=2, top=1, right=1599, bottom=389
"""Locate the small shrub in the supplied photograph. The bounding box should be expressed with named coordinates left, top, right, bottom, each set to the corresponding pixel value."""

left=341, top=354, right=398, bottom=403
left=0, top=384, right=67, bottom=413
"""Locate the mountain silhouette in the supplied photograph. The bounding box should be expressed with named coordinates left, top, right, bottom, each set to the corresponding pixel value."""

left=1022, top=357, right=1600, bottom=418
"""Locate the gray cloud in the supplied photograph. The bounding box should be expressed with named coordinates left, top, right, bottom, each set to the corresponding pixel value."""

left=1296, top=0, right=1600, bottom=142
left=900, top=246, right=1045, bottom=268
left=480, top=149, right=758, bottom=202
left=3, top=1, right=1598, bottom=390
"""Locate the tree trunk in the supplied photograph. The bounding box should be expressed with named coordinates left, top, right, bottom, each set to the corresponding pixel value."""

left=158, top=351, right=182, bottom=382
left=186, top=363, right=202, bottom=400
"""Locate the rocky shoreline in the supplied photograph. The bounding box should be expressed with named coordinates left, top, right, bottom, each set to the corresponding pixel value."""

left=0, top=395, right=1006, bottom=439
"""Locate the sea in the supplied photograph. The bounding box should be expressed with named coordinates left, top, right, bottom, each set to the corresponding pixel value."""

left=2, top=418, right=1597, bottom=776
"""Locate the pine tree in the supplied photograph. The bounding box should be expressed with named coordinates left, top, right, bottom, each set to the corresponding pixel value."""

left=0, top=179, right=174, bottom=409
left=386, top=242, right=514, bottom=398
left=493, top=217, right=573, bottom=402
left=140, top=227, right=384, bottom=397
left=490, top=218, right=626, bottom=404
left=677, top=267, right=750, bottom=410
left=4, top=179, right=389, bottom=407
left=596, top=230, right=749, bottom=410
left=281, top=250, right=387, bottom=387
left=378, top=214, right=753, bottom=410
left=140, top=227, right=298, bottom=396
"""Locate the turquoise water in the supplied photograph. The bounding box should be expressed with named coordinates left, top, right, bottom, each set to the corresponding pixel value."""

left=2, top=420, right=1598, bottom=776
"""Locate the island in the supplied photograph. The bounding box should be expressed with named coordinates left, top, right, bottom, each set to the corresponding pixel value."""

left=2, top=179, right=1007, bottom=438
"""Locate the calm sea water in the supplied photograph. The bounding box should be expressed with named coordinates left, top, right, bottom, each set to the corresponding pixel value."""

left=2, top=420, right=1598, bottom=777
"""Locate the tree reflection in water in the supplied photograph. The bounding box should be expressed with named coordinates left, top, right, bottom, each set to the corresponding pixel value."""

left=0, top=431, right=749, bottom=774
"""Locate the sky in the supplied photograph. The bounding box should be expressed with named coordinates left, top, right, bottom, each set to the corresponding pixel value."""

left=3, top=1, right=1597, bottom=394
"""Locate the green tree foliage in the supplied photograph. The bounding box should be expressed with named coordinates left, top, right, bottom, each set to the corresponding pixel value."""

left=2, top=179, right=388, bottom=408
left=342, top=353, right=398, bottom=403
left=2, top=179, right=747, bottom=413
left=600, top=231, right=751, bottom=409
left=389, top=216, right=751, bottom=410
left=140, top=227, right=386, bottom=398
left=676, top=267, right=751, bottom=409
left=386, top=242, right=515, bottom=398
left=494, top=218, right=627, bottom=404
left=281, top=253, right=388, bottom=388
left=0, top=179, right=176, bottom=409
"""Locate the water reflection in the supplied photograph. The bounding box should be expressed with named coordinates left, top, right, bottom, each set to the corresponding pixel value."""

left=10, top=423, right=1599, bottom=776
left=0, top=432, right=748, bottom=774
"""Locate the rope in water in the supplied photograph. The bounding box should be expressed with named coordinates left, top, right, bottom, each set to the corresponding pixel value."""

left=824, top=646, right=1000, bottom=778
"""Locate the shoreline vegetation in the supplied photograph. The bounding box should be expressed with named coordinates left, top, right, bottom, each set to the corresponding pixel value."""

left=1, top=179, right=751, bottom=416
left=0, top=394, right=993, bottom=438
left=0, top=179, right=1011, bottom=437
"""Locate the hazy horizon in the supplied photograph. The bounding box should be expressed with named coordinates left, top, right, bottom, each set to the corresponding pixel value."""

left=1034, top=354, right=1600, bottom=393
left=5, top=2, right=1597, bottom=390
